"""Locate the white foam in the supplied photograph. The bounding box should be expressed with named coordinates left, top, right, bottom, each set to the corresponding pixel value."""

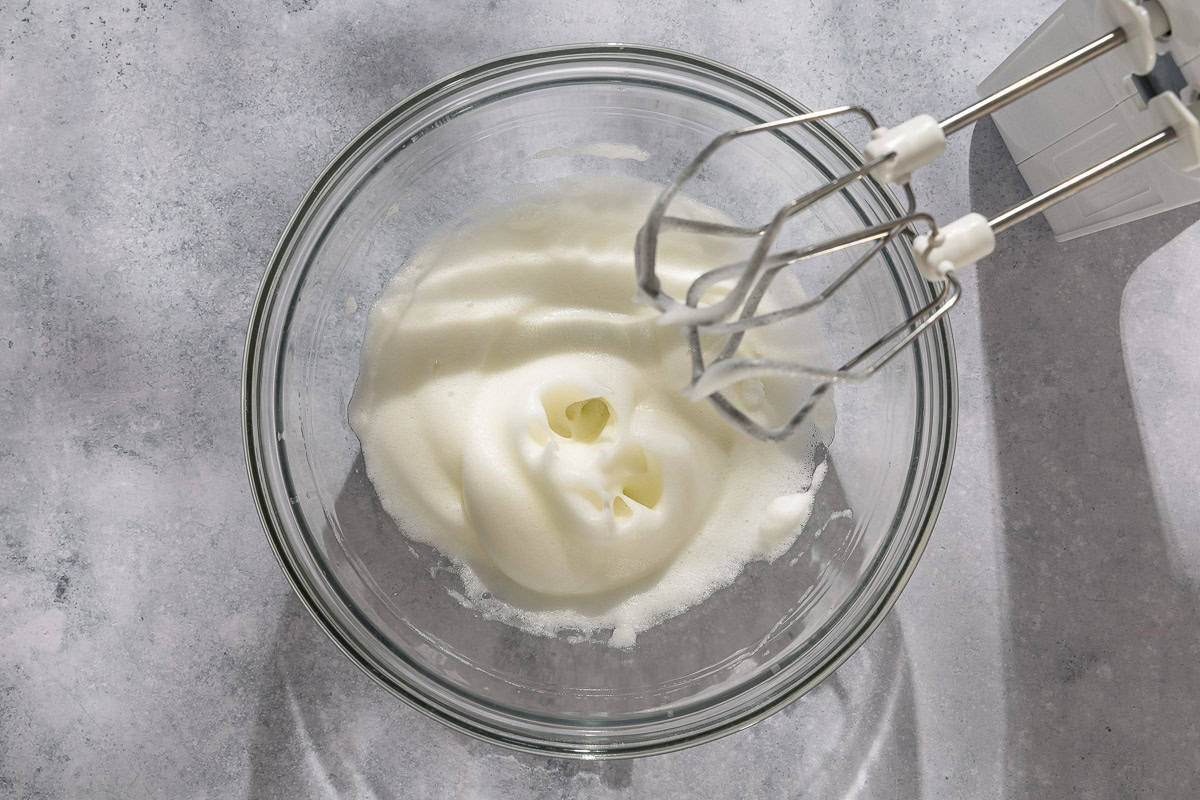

left=350, top=177, right=831, bottom=647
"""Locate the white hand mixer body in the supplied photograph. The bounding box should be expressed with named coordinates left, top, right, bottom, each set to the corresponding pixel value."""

left=635, top=0, right=1199, bottom=440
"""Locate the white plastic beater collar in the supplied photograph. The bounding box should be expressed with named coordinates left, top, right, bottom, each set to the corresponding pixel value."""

left=1149, top=91, right=1200, bottom=171
left=912, top=213, right=996, bottom=281
left=863, top=114, right=947, bottom=184
left=1102, top=0, right=1160, bottom=75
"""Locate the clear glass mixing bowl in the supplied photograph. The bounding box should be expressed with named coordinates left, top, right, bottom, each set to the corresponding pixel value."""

left=242, top=44, right=956, bottom=757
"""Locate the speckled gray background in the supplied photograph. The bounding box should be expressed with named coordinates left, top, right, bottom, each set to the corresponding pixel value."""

left=3, top=1, right=1199, bottom=798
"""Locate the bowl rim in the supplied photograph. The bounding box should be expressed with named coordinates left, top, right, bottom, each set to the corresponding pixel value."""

left=242, top=41, right=958, bottom=759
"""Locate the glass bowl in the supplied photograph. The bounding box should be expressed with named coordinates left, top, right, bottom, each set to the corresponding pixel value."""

left=242, top=44, right=956, bottom=758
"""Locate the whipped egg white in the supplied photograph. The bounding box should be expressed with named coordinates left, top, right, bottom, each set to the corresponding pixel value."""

left=349, top=177, right=830, bottom=646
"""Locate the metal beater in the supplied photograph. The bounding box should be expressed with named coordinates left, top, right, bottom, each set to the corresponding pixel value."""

left=636, top=0, right=1196, bottom=440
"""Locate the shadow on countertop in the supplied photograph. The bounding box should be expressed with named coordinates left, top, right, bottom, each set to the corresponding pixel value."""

left=968, top=118, right=1200, bottom=798
left=244, top=459, right=924, bottom=799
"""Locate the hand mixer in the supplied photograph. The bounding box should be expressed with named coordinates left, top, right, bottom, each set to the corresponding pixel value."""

left=635, top=0, right=1199, bottom=441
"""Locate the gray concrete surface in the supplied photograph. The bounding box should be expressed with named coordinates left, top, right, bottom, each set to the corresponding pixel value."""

left=2, top=1, right=1197, bottom=797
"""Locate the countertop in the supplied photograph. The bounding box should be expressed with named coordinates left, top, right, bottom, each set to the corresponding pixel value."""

left=3, top=1, right=1198, bottom=797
